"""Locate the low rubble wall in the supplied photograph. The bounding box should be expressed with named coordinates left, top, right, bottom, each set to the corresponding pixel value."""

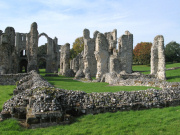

left=0, top=73, right=28, bottom=85
left=0, top=71, right=180, bottom=128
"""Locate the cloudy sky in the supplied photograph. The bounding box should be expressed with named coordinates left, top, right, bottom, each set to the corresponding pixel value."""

left=0, top=0, right=180, bottom=48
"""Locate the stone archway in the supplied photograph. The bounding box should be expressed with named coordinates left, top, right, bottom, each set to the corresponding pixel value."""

left=38, top=32, right=58, bottom=73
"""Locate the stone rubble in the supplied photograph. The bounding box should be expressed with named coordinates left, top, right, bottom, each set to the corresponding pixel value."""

left=0, top=71, right=180, bottom=128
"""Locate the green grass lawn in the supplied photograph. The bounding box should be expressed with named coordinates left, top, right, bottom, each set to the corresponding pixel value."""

left=43, top=75, right=160, bottom=93
left=0, top=63, right=180, bottom=135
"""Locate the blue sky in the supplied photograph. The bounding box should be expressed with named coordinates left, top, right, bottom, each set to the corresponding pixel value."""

left=0, top=0, right=180, bottom=48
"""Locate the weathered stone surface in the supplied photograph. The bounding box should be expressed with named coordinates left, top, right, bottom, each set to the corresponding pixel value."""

left=0, top=73, right=28, bottom=85
left=0, top=22, right=60, bottom=74
left=1, top=71, right=180, bottom=128
left=59, top=43, right=72, bottom=77
left=151, top=35, right=166, bottom=80
left=26, top=22, right=39, bottom=72
left=0, top=27, right=17, bottom=74
left=95, top=33, right=109, bottom=79
left=118, top=31, right=133, bottom=74
left=38, top=33, right=60, bottom=73
left=83, top=29, right=97, bottom=79
left=71, top=54, right=80, bottom=73
left=74, top=51, right=84, bottom=79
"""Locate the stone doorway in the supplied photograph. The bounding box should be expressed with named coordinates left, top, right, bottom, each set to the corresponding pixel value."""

left=19, top=59, right=28, bottom=73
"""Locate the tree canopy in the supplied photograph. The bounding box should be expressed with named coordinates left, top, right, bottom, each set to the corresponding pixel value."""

left=133, top=42, right=152, bottom=65
left=70, top=37, right=84, bottom=59
left=165, top=41, right=180, bottom=63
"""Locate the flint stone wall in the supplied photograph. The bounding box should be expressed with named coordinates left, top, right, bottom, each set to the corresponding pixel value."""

left=151, top=35, right=166, bottom=80
left=83, top=29, right=97, bottom=79
left=1, top=71, right=180, bottom=128
left=0, top=73, right=28, bottom=85
left=26, top=22, right=39, bottom=72
left=59, top=43, right=71, bottom=76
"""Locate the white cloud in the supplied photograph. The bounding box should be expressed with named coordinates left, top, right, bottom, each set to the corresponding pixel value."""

left=0, top=0, right=180, bottom=48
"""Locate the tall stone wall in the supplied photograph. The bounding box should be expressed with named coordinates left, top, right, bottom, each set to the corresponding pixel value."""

left=94, top=33, right=109, bottom=79
left=59, top=43, right=70, bottom=76
left=0, top=30, right=3, bottom=44
left=26, top=22, right=39, bottom=72
left=0, top=27, right=17, bottom=74
left=15, top=33, right=27, bottom=54
left=118, top=31, right=133, bottom=74
left=105, top=29, right=117, bottom=53
left=83, top=29, right=97, bottom=79
left=151, top=35, right=166, bottom=80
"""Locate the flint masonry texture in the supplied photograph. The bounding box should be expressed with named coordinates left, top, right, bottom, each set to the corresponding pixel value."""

left=95, top=33, right=109, bottom=79
left=118, top=31, right=133, bottom=74
left=151, top=35, right=166, bottom=80
left=1, top=70, right=180, bottom=128
left=0, top=27, right=16, bottom=74
left=59, top=43, right=70, bottom=76
left=26, top=22, right=39, bottom=72
left=83, top=29, right=97, bottom=79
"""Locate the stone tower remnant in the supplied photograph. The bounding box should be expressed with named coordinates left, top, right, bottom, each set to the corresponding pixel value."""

left=83, top=29, right=97, bottom=79
left=151, top=35, right=166, bottom=80
left=0, top=27, right=17, bottom=74
left=118, top=31, right=133, bottom=74
left=59, top=43, right=70, bottom=76
left=94, top=33, right=109, bottom=79
left=26, top=22, right=39, bottom=72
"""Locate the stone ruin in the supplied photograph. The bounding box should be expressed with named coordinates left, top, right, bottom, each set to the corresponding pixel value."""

left=0, top=70, right=179, bottom=128
left=68, top=29, right=133, bottom=80
left=0, top=22, right=60, bottom=74
left=0, top=23, right=170, bottom=128
left=151, top=35, right=166, bottom=80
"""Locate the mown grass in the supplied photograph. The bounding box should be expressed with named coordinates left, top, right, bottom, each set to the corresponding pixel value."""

left=1, top=106, right=180, bottom=135
left=0, top=85, right=15, bottom=111
left=43, top=75, right=160, bottom=93
left=0, top=63, right=180, bottom=135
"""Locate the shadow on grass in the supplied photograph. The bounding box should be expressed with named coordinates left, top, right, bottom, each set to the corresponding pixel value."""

left=44, top=78, right=79, bottom=83
left=166, top=76, right=180, bottom=80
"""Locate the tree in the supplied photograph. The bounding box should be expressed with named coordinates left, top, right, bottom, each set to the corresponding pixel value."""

left=133, top=42, right=152, bottom=65
left=165, top=41, right=180, bottom=63
left=70, top=37, right=84, bottom=59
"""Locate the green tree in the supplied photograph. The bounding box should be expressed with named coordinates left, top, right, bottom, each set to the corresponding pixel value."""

left=133, top=42, right=152, bottom=65
left=70, top=37, right=84, bottom=59
left=165, top=41, right=180, bottom=63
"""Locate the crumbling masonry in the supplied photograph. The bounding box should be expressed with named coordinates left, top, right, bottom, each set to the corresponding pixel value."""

left=69, top=29, right=133, bottom=80
left=151, top=35, right=166, bottom=80
left=0, top=22, right=60, bottom=74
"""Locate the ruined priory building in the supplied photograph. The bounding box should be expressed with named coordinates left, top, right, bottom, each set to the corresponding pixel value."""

left=0, top=22, right=60, bottom=74
left=69, top=29, right=133, bottom=80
